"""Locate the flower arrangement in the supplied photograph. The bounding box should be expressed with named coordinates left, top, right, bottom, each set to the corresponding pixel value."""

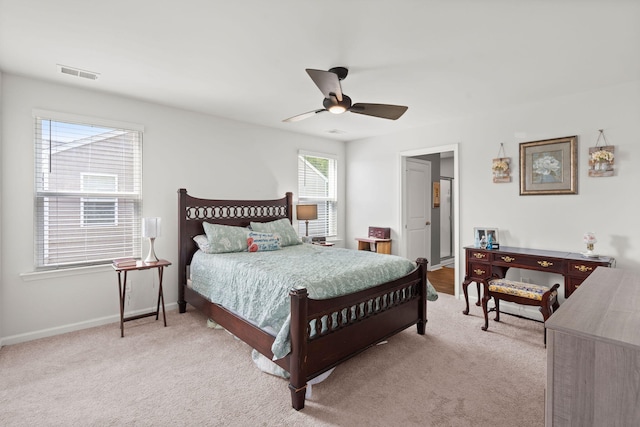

left=492, top=159, right=509, bottom=172
left=590, top=149, right=614, bottom=163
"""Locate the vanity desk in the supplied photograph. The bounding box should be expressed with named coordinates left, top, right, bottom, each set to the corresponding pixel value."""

left=462, top=246, right=615, bottom=330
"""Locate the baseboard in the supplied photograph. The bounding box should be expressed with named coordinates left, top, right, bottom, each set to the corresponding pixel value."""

left=0, top=302, right=179, bottom=347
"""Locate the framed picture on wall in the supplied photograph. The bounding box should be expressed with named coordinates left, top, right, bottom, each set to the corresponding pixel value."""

left=433, top=182, right=440, bottom=207
left=519, top=136, right=578, bottom=195
left=474, top=227, right=500, bottom=249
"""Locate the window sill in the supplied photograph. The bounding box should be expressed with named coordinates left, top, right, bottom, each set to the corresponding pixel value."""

left=20, top=263, right=113, bottom=282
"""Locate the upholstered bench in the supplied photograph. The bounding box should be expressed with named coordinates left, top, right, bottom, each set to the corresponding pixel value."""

left=487, top=278, right=560, bottom=343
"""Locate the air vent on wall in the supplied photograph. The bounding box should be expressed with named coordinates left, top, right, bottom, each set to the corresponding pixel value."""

left=58, top=64, right=99, bottom=80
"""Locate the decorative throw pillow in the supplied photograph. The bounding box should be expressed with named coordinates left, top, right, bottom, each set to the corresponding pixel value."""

left=250, top=218, right=301, bottom=247
left=247, top=232, right=281, bottom=252
left=202, top=222, right=250, bottom=253
left=193, top=234, right=215, bottom=254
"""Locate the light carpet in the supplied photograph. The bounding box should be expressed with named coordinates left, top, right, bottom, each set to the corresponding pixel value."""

left=0, top=294, right=545, bottom=426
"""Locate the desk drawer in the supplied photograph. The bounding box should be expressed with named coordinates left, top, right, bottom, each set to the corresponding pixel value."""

left=490, top=253, right=564, bottom=274
left=568, top=261, right=604, bottom=278
left=468, top=263, right=491, bottom=280
left=468, top=250, right=489, bottom=262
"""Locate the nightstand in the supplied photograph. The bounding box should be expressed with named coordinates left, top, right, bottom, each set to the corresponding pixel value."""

left=112, top=259, right=171, bottom=337
left=355, top=237, right=391, bottom=254
left=312, top=241, right=335, bottom=247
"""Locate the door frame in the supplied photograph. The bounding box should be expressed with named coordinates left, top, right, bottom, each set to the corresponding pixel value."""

left=399, top=144, right=460, bottom=298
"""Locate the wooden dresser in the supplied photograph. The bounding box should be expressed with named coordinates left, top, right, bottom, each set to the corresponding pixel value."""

left=545, top=267, right=640, bottom=426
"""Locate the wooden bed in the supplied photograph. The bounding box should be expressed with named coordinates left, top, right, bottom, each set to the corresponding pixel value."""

left=178, top=188, right=428, bottom=410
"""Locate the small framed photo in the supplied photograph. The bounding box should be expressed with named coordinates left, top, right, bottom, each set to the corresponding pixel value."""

left=519, top=136, right=577, bottom=195
left=474, top=227, right=500, bottom=249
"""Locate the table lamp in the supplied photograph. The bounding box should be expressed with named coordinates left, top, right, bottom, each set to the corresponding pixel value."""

left=142, top=217, right=161, bottom=263
left=296, top=204, right=317, bottom=240
left=582, top=232, right=597, bottom=258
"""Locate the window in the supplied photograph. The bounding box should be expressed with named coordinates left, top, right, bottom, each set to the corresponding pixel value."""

left=297, top=151, right=337, bottom=237
left=81, top=173, right=118, bottom=227
left=34, top=111, right=143, bottom=269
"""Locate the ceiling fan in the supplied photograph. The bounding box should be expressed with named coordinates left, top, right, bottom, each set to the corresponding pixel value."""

left=283, top=67, right=408, bottom=123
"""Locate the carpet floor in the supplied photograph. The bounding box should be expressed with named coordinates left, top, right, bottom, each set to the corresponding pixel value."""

left=0, top=294, right=545, bottom=426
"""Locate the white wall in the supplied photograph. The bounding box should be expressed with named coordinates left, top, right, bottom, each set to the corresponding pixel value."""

left=346, top=80, right=640, bottom=301
left=0, top=74, right=345, bottom=344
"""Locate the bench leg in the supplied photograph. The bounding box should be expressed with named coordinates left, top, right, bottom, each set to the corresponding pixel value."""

left=494, top=297, right=501, bottom=322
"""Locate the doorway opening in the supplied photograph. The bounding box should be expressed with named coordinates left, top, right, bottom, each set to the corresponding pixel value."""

left=400, top=144, right=459, bottom=298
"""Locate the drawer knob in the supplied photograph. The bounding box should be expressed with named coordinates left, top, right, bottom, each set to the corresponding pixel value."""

left=538, top=260, right=554, bottom=268
left=501, top=256, right=515, bottom=263
left=473, top=269, right=486, bottom=276
left=574, top=265, right=593, bottom=273
left=473, top=253, right=486, bottom=259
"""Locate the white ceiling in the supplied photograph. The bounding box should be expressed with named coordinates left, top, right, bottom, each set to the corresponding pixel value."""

left=1, top=1, right=638, bottom=142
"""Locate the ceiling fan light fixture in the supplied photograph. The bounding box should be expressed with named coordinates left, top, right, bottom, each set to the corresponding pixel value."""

left=323, top=94, right=352, bottom=115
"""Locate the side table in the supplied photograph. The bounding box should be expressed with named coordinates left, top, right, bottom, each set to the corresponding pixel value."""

left=112, top=259, right=171, bottom=337
left=355, top=237, right=392, bottom=254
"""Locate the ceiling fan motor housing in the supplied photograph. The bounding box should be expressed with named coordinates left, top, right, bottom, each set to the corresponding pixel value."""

left=323, top=94, right=352, bottom=114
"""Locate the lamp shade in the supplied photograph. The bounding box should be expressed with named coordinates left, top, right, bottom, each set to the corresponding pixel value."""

left=583, top=232, right=597, bottom=244
left=296, top=204, right=318, bottom=221
left=142, top=217, right=161, bottom=238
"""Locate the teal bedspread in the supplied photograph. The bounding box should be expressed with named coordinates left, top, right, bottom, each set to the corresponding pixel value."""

left=190, top=244, right=436, bottom=359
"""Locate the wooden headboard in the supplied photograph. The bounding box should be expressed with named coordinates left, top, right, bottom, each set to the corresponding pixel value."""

left=177, top=188, right=293, bottom=291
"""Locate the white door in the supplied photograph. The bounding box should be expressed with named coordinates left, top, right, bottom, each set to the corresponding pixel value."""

left=406, top=158, right=431, bottom=264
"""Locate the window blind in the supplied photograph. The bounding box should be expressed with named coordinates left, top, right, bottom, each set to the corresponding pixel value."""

left=34, top=114, right=143, bottom=269
left=297, top=152, right=337, bottom=237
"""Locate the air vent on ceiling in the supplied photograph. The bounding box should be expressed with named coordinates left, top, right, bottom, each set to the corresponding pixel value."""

left=58, top=64, right=99, bottom=80
left=327, top=129, right=346, bottom=134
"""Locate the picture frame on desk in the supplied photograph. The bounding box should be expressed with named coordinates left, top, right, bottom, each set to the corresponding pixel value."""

left=519, top=136, right=577, bottom=195
left=474, top=227, right=500, bottom=249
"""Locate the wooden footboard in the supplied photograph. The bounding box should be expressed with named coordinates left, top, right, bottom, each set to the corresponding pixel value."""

left=288, top=258, right=428, bottom=410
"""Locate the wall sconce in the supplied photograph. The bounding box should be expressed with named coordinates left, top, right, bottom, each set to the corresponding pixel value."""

left=142, top=217, right=161, bottom=263
left=296, top=204, right=318, bottom=240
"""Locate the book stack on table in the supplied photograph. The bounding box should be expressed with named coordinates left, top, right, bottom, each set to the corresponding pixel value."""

left=112, top=257, right=138, bottom=268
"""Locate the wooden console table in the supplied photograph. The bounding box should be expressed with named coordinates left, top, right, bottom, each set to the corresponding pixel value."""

left=545, top=268, right=640, bottom=426
left=462, top=246, right=614, bottom=331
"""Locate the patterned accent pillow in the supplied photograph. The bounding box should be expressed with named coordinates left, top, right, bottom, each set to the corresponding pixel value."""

left=250, top=218, right=301, bottom=247
left=247, top=232, right=281, bottom=252
left=202, top=222, right=250, bottom=253
left=193, top=234, right=215, bottom=254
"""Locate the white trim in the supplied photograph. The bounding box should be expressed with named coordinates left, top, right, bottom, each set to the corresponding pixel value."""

left=0, top=302, right=178, bottom=346
left=298, top=149, right=337, bottom=160
left=399, top=143, right=461, bottom=299
left=20, top=263, right=113, bottom=281
left=32, top=108, right=145, bottom=132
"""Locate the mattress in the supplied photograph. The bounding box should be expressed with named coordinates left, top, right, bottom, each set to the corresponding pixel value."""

left=190, top=243, right=434, bottom=359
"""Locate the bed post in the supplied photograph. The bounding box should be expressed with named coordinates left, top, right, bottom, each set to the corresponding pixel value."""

left=416, top=258, right=428, bottom=335
left=178, top=188, right=188, bottom=313
left=285, top=192, right=293, bottom=223
left=288, top=288, right=308, bottom=410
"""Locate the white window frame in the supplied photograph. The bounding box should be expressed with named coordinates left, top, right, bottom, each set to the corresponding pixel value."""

left=33, top=109, right=144, bottom=270
left=297, top=150, right=338, bottom=238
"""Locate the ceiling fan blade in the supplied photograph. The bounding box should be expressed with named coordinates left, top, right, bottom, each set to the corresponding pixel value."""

left=306, top=69, right=343, bottom=101
left=349, top=103, right=408, bottom=120
left=282, top=109, right=327, bottom=123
